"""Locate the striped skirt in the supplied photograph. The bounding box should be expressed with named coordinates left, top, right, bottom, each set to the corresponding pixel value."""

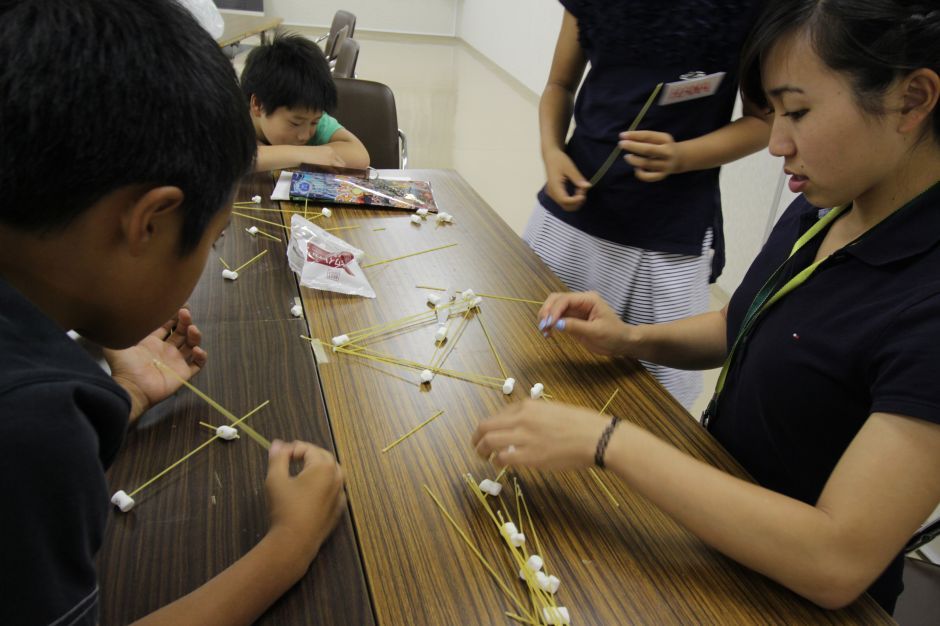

left=523, top=203, right=713, bottom=410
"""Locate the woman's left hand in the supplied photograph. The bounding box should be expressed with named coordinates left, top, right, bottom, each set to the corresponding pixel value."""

left=620, top=130, right=684, bottom=182
left=472, top=400, right=612, bottom=471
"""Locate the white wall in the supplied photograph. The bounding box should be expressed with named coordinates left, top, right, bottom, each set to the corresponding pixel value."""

left=267, top=0, right=458, bottom=36
left=456, top=0, right=561, bottom=95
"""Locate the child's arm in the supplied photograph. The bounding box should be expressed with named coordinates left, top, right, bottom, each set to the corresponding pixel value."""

left=132, top=440, right=346, bottom=626
left=617, top=94, right=771, bottom=183
left=254, top=129, right=370, bottom=172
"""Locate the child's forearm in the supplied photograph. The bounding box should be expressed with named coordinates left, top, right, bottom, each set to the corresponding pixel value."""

left=131, top=528, right=312, bottom=626
left=253, top=143, right=368, bottom=172
left=673, top=113, right=770, bottom=174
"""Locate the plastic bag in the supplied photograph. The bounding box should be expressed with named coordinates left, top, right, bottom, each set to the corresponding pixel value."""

left=287, top=214, right=376, bottom=298
left=178, top=0, right=225, bottom=40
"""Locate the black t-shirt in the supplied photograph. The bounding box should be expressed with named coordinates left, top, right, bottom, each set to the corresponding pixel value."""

left=0, top=277, right=128, bottom=625
left=712, top=184, right=940, bottom=612
left=538, top=0, right=767, bottom=265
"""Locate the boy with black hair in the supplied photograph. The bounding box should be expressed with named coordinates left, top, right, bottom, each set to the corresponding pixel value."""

left=241, top=33, right=370, bottom=171
left=0, top=1, right=345, bottom=624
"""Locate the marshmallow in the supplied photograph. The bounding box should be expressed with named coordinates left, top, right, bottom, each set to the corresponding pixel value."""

left=251, top=195, right=262, bottom=203
left=111, top=490, right=135, bottom=513
left=416, top=208, right=429, bottom=217
left=246, top=226, right=259, bottom=236
left=436, top=307, right=449, bottom=325
left=510, top=532, right=526, bottom=547
left=436, top=211, right=454, bottom=224
left=443, top=287, right=456, bottom=301
left=435, top=325, right=449, bottom=343
left=542, top=607, right=570, bottom=625
left=460, top=288, right=476, bottom=301
left=410, top=214, right=422, bottom=225
left=501, top=522, right=519, bottom=538
left=420, top=369, right=434, bottom=383
left=530, top=382, right=544, bottom=400
left=290, top=303, right=303, bottom=317
left=427, top=293, right=441, bottom=306
left=331, top=334, right=350, bottom=347
left=216, top=425, right=239, bottom=440
left=526, top=554, right=544, bottom=572
left=546, top=574, right=561, bottom=594
left=471, top=296, right=483, bottom=309
left=221, top=269, right=239, bottom=281
left=320, top=207, right=332, bottom=218
left=536, top=571, right=550, bottom=590
left=478, top=479, right=502, bottom=496
left=502, top=378, right=515, bottom=395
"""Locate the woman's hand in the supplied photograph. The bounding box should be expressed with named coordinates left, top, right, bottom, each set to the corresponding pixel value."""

left=619, top=130, right=684, bottom=182
left=537, top=291, right=635, bottom=357
left=472, top=400, right=611, bottom=470
left=543, top=148, right=591, bottom=211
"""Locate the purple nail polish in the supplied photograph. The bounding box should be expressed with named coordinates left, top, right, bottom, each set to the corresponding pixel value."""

left=555, top=319, right=566, bottom=331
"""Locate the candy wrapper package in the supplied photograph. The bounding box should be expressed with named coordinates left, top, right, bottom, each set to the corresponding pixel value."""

left=287, top=214, right=376, bottom=298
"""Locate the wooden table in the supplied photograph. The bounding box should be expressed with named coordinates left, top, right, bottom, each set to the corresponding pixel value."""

left=217, top=11, right=282, bottom=49
left=99, top=170, right=892, bottom=624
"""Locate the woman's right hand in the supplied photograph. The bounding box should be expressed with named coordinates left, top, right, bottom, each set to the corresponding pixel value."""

left=543, top=148, right=591, bottom=211
left=264, top=440, right=346, bottom=567
left=538, top=291, right=635, bottom=357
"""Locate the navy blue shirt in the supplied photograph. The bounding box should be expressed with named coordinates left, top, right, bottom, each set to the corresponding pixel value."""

left=538, top=0, right=766, bottom=267
left=0, top=277, right=128, bottom=625
left=712, top=183, right=940, bottom=612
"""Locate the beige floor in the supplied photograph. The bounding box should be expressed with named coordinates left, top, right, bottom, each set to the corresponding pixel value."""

left=232, top=29, right=725, bottom=417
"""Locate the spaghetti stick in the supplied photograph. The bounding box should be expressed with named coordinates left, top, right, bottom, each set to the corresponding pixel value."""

left=598, top=388, right=621, bottom=416
left=198, top=421, right=216, bottom=432
left=423, top=485, right=533, bottom=621
left=381, top=410, right=445, bottom=453
left=361, top=243, right=458, bottom=269
left=324, top=225, right=360, bottom=233
left=588, top=467, right=621, bottom=508
left=344, top=308, right=438, bottom=338
left=152, top=360, right=271, bottom=449
left=517, top=480, right=550, bottom=575
left=494, top=465, right=509, bottom=483
left=252, top=228, right=282, bottom=242
left=372, top=227, right=386, bottom=231
left=589, top=82, right=664, bottom=186
left=232, top=211, right=290, bottom=230
left=232, top=249, right=269, bottom=273
left=430, top=309, right=473, bottom=371
left=477, top=312, right=509, bottom=379
left=128, top=402, right=266, bottom=498
left=416, top=285, right=543, bottom=306
left=505, top=612, right=539, bottom=626
left=218, top=257, right=231, bottom=270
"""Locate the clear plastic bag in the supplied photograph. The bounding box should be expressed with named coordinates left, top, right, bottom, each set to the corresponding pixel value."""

left=178, top=0, right=225, bottom=40
left=287, top=214, right=376, bottom=298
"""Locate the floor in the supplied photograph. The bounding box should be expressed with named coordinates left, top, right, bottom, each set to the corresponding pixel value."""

left=230, top=29, right=725, bottom=417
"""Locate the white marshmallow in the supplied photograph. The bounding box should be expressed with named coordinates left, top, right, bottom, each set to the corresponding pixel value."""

left=320, top=207, right=332, bottom=218
left=290, top=303, right=303, bottom=317
left=331, top=334, right=350, bottom=347
left=460, top=289, right=476, bottom=301
left=436, top=307, right=449, bottom=325
left=501, top=522, right=519, bottom=538
left=416, top=208, right=429, bottom=217
left=536, top=571, right=550, bottom=590
left=502, top=378, right=515, bottom=395
left=410, top=214, right=422, bottom=225
left=246, top=226, right=259, bottom=236
left=442, top=212, right=454, bottom=223
left=471, top=296, right=483, bottom=309
left=526, top=554, right=544, bottom=572
left=436, top=211, right=454, bottom=224
left=427, top=293, right=441, bottom=306
left=510, top=532, right=526, bottom=547
left=420, top=369, right=434, bottom=383
left=435, top=325, right=449, bottom=343
left=221, top=269, right=239, bottom=281
left=111, top=490, right=135, bottom=513
left=216, top=425, right=239, bottom=440
left=251, top=195, right=262, bottom=203
left=530, top=383, right=544, bottom=400
left=443, top=287, right=456, bottom=301
left=542, top=607, right=570, bottom=625
left=435, top=212, right=448, bottom=224
left=546, top=575, right=561, bottom=594
left=478, top=479, right=502, bottom=496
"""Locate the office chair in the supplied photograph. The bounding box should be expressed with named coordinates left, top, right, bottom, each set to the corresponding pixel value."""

left=333, top=77, right=408, bottom=169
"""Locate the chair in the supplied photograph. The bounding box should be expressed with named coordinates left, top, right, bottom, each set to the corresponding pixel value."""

left=332, top=38, right=359, bottom=79
left=333, top=77, right=408, bottom=169
left=894, top=557, right=940, bottom=626
left=327, top=25, right=348, bottom=62
left=316, top=10, right=356, bottom=59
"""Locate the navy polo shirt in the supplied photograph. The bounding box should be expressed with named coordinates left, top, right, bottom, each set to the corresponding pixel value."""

left=537, top=0, right=766, bottom=267
left=712, top=183, right=940, bottom=612
left=0, top=277, right=129, bottom=625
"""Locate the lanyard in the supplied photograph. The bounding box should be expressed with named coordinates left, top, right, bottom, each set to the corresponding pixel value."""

left=701, top=204, right=848, bottom=428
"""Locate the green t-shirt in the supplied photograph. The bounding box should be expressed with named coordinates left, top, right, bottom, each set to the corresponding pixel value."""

left=307, top=112, right=342, bottom=146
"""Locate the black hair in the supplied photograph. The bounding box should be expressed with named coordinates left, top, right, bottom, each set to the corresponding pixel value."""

left=741, top=1, right=940, bottom=140
left=240, top=33, right=337, bottom=115
left=0, top=0, right=256, bottom=254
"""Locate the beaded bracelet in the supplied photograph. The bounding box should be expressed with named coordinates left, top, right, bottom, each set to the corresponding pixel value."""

left=594, top=415, right=621, bottom=469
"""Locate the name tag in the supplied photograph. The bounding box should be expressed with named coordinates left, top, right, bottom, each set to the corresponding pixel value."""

left=659, top=72, right=726, bottom=106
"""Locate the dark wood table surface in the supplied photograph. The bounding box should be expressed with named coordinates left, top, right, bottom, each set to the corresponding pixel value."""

left=99, top=170, right=893, bottom=625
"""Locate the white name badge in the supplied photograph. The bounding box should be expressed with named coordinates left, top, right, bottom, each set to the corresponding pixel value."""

left=658, top=72, right=726, bottom=106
